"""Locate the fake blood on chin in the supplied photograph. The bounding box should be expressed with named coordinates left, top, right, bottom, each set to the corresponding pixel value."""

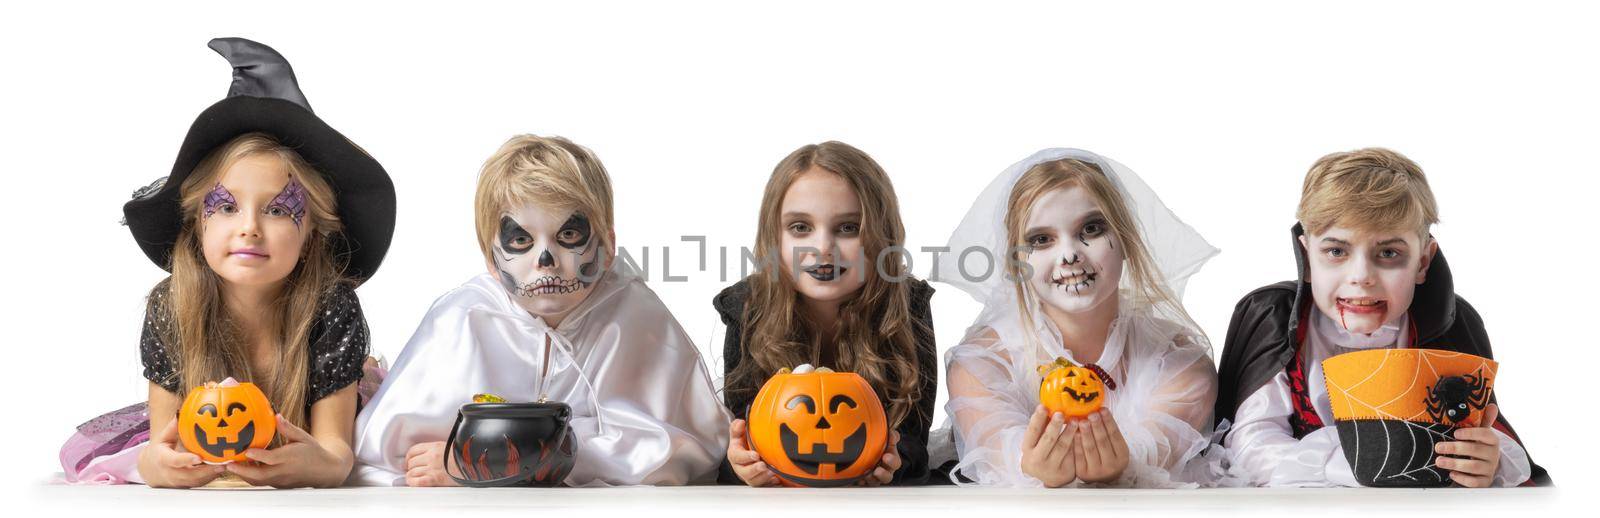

left=1336, top=297, right=1387, bottom=331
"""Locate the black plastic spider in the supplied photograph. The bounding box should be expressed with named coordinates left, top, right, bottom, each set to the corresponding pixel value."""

left=1424, top=370, right=1491, bottom=425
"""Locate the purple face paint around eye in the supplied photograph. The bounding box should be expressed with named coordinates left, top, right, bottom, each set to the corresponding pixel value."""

left=269, top=176, right=308, bottom=227
left=203, top=183, right=236, bottom=219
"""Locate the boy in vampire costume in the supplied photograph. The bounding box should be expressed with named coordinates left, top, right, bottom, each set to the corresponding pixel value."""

left=1215, top=148, right=1549, bottom=487
left=351, top=135, right=729, bottom=487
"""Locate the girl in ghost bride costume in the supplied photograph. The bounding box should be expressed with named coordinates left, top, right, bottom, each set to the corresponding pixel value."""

left=350, top=135, right=729, bottom=487
left=935, top=149, right=1224, bottom=488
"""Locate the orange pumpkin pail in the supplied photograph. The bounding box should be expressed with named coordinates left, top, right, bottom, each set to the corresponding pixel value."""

left=176, top=378, right=277, bottom=464
left=746, top=366, right=890, bottom=487
left=1037, top=358, right=1110, bottom=417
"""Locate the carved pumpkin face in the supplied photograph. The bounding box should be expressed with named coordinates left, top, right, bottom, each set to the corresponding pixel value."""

left=177, top=379, right=277, bottom=464
left=747, top=368, right=889, bottom=487
left=1038, top=358, right=1104, bottom=417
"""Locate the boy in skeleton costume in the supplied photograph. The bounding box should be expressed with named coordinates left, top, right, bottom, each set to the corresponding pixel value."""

left=935, top=149, right=1223, bottom=487
left=1216, top=148, right=1549, bottom=487
left=351, top=135, right=729, bottom=486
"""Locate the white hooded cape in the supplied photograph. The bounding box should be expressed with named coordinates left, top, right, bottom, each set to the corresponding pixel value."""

left=350, top=261, right=730, bottom=486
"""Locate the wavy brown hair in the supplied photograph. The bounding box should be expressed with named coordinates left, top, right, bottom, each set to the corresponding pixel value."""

left=151, top=132, right=345, bottom=429
left=724, top=141, right=927, bottom=427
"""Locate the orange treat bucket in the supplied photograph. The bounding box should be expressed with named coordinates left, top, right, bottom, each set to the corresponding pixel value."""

left=1322, top=348, right=1497, bottom=487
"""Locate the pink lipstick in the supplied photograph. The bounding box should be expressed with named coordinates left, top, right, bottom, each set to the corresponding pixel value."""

left=230, top=247, right=269, bottom=259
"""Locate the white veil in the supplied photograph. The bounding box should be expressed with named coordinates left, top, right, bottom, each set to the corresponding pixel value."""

left=937, top=148, right=1217, bottom=325
left=933, top=148, right=1224, bottom=488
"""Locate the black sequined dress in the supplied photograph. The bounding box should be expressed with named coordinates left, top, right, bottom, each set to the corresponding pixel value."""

left=59, top=279, right=376, bottom=484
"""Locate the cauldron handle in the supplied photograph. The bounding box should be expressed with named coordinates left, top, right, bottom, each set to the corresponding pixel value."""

left=442, top=410, right=466, bottom=484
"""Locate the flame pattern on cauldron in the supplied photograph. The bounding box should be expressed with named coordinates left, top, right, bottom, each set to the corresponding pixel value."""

left=446, top=402, right=577, bottom=487
left=452, top=433, right=575, bottom=484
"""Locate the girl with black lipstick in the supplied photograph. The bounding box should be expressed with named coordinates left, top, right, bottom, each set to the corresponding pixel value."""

left=716, top=141, right=938, bottom=486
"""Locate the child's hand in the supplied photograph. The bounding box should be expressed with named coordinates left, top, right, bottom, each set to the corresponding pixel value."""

left=727, top=419, right=781, bottom=487
left=857, top=431, right=902, bottom=487
left=1020, top=405, right=1078, bottom=487
left=226, top=415, right=344, bottom=488
left=402, top=441, right=457, bottom=487
left=1435, top=403, right=1503, bottom=488
left=140, top=417, right=226, bottom=488
left=1073, top=409, right=1130, bottom=484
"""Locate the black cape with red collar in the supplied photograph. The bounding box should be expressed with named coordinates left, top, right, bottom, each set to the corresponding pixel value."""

left=1214, top=224, right=1550, bottom=486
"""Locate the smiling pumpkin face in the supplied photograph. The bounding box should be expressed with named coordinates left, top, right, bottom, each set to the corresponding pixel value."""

left=747, top=368, right=889, bottom=487
left=177, top=379, right=277, bottom=464
left=1038, top=358, right=1105, bottom=417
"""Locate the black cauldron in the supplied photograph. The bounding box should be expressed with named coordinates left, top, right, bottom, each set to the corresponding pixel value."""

left=444, top=402, right=576, bottom=487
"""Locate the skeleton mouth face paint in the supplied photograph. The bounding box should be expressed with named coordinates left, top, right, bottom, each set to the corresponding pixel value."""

left=1300, top=225, right=1435, bottom=335
left=778, top=169, right=868, bottom=306
left=199, top=155, right=311, bottom=289
left=492, top=204, right=604, bottom=325
left=1020, top=186, right=1124, bottom=315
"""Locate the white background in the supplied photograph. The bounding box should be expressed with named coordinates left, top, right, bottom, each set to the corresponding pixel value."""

left=3, top=0, right=1596, bottom=514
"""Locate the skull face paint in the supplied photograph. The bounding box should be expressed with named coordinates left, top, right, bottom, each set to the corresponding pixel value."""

left=1299, top=225, right=1436, bottom=335
left=1021, top=186, right=1124, bottom=315
left=492, top=204, right=604, bottom=324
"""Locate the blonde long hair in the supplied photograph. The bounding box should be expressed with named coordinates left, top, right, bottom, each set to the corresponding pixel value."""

left=1003, top=158, right=1197, bottom=363
left=152, top=132, right=345, bottom=429
left=725, top=141, right=927, bottom=427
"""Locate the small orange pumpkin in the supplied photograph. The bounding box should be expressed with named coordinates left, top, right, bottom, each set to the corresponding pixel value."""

left=1038, top=358, right=1105, bottom=417
left=177, top=378, right=277, bottom=464
left=747, top=366, right=889, bottom=487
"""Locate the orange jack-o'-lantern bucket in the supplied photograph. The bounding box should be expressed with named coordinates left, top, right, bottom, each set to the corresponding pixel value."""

left=177, top=378, right=276, bottom=464
left=747, top=366, right=890, bottom=487
left=1037, top=358, right=1112, bottom=417
left=1322, top=349, right=1497, bottom=487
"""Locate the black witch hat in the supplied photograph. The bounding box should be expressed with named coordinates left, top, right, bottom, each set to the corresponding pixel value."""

left=123, top=37, right=396, bottom=283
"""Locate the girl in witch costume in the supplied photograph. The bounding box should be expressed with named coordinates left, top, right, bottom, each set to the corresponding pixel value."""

left=934, top=149, right=1222, bottom=488
left=350, top=135, right=730, bottom=487
left=1215, top=148, right=1549, bottom=487
left=58, top=38, right=396, bottom=488
left=717, top=141, right=938, bottom=486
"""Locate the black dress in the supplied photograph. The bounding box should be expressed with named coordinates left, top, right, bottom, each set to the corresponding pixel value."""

left=58, top=280, right=372, bottom=482
left=139, top=279, right=371, bottom=411
left=712, top=277, right=938, bottom=485
left=1215, top=224, right=1550, bottom=485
